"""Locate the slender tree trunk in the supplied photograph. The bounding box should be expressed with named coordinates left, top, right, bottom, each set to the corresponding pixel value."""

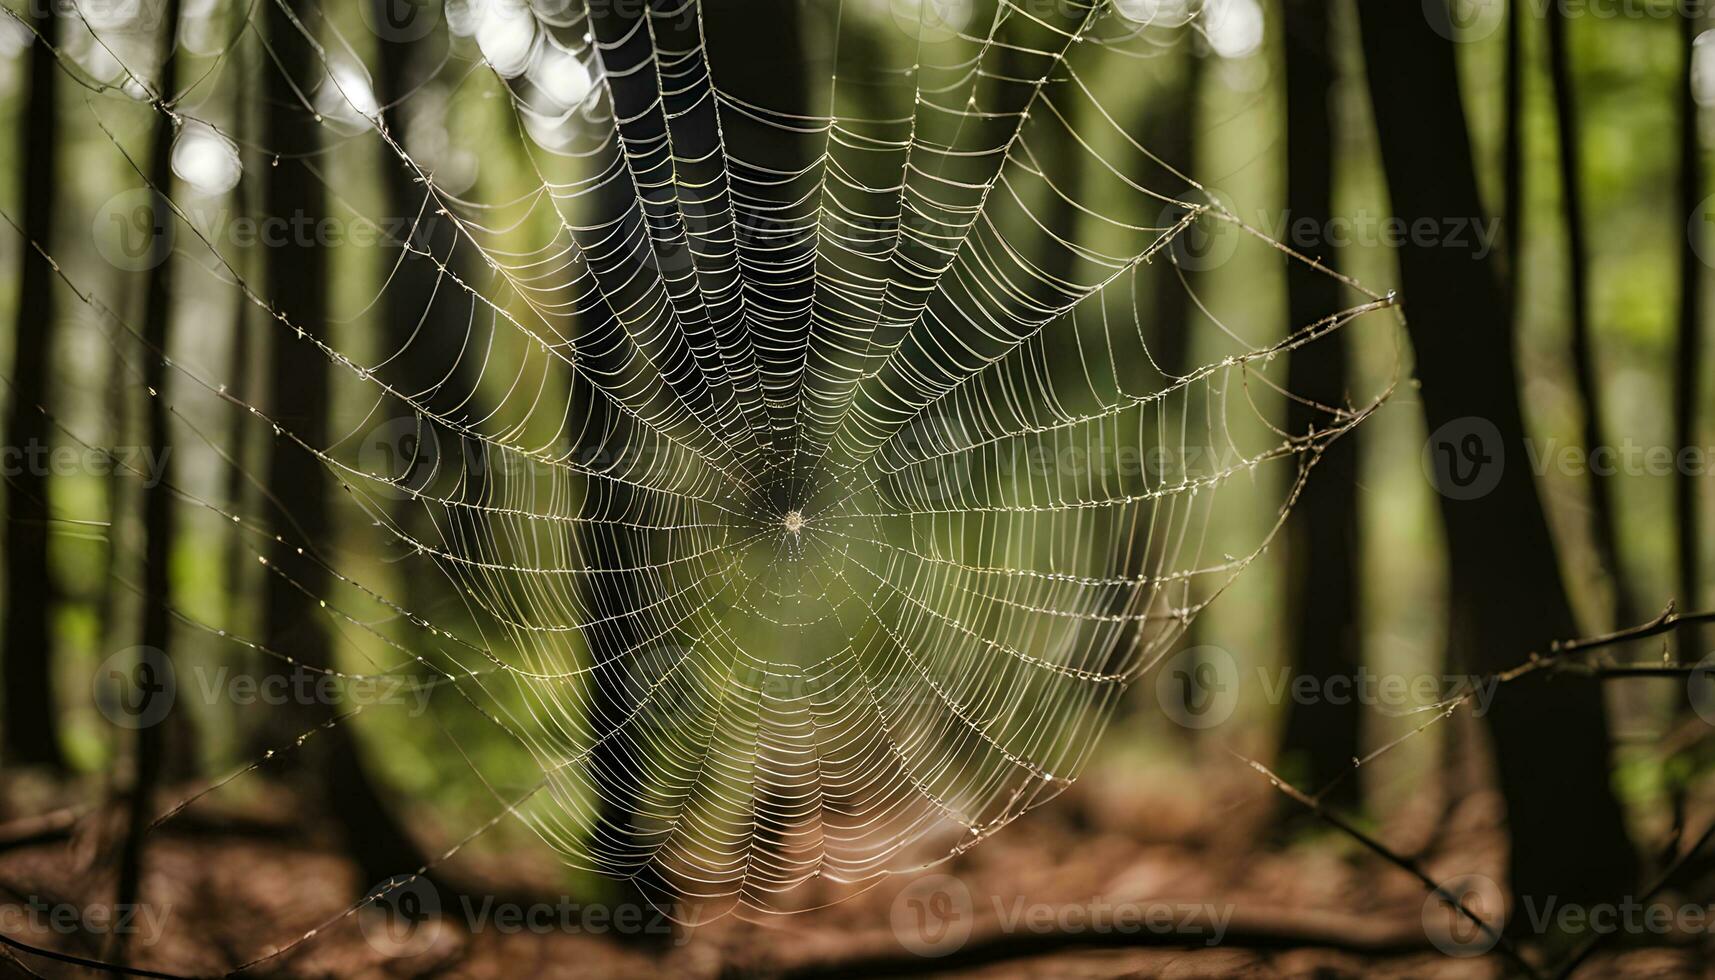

left=369, top=2, right=482, bottom=429
left=367, top=0, right=492, bottom=641
left=1, top=4, right=67, bottom=771
left=1138, top=45, right=1203, bottom=692
left=223, top=1, right=257, bottom=653
left=1150, top=48, right=1201, bottom=382
left=1275, top=0, right=1362, bottom=811
left=1355, top=0, right=1637, bottom=916
left=261, top=0, right=429, bottom=890
left=112, top=2, right=184, bottom=969
left=1545, top=2, right=1637, bottom=631
left=1666, top=1, right=1709, bottom=841
left=1676, top=0, right=1706, bottom=661
left=1502, top=0, right=1525, bottom=293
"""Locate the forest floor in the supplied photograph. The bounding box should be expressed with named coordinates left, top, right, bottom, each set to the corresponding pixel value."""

left=0, top=759, right=1708, bottom=979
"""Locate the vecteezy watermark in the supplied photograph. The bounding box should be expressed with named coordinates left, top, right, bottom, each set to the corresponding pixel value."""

left=1424, top=871, right=1715, bottom=956
left=1525, top=437, right=1715, bottom=479
left=1422, top=416, right=1504, bottom=501
left=1155, top=194, right=1241, bottom=274
left=1422, top=418, right=1715, bottom=500
left=0, top=898, right=171, bottom=947
left=1155, top=646, right=1501, bottom=730
left=1421, top=873, right=1508, bottom=957
left=359, top=876, right=691, bottom=958
left=360, top=876, right=442, bottom=958
left=1427, top=0, right=1715, bottom=44
left=1424, top=0, right=1506, bottom=43
left=93, top=646, right=177, bottom=730
left=188, top=667, right=438, bottom=717
left=92, top=648, right=440, bottom=729
left=1254, top=665, right=1500, bottom=716
left=888, top=0, right=976, bottom=42
left=1, top=440, right=172, bottom=488
left=879, top=409, right=977, bottom=503
left=17, top=0, right=172, bottom=32
left=92, top=189, right=438, bottom=272
left=359, top=415, right=450, bottom=501
left=360, top=0, right=440, bottom=42
left=1155, top=198, right=1501, bottom=273
left=890, top=872, right=1235, bottom=957
left=1155, top=645, right=1240, bottom=730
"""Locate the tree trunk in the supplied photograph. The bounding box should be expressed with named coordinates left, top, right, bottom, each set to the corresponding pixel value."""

left=1, top=4, right=68, bottom=771
left=1148, top=47, right=1202, bottom=382
left=1545, top=2, right=1637, bottom=631
left=1502, top=0, right=1525, bottom=291
left=1275, top=0, right=1362, bottom=811
left=260, top=0, right=430, bottom=890
left=1676, top=0, right=1707, bottom=661
left=1355, top=0, right=1637, bottom=915
left=113, top=1, right=184, bottom=968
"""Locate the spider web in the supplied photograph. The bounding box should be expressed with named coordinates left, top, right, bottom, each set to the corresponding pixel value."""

left=6, top=0, right=1396, bottom=938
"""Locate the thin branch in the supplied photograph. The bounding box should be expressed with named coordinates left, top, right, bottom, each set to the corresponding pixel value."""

left=0, top=932, right=192, bottom=980
left=1544, top=602, right=1715, bottom=658
left=1554, top=818, right=1715, bottom=979
left=1240, top=755, right=1543, bottom=980
left=1240, top=603, right=1715, bottom=978
left=1307, top=602, right=1715, bottom=804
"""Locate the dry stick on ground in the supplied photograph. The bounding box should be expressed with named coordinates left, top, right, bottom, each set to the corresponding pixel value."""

left=779, top=906, right=1439, bottom=979
left=0, top=933, right=186, bottom=980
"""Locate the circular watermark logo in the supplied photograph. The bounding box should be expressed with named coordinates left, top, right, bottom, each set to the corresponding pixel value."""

left=359, top=875, right=442, bottom=958
left=93, top=187, right=174, bottom=272
left=1422, top=872, right=1505, bottom=957
left=360, top=0, right=441, bottom=42
left=891, top=872, right=973, bottom=957
left=359, top=415, right=446, bottom=500
left=93, top=646, right=177, bottom=730
left=1421, top=416, right=1503, bottom=501
left=1689, top=652, right=1715, bottom=726
left=889, top=0, right=975, bottom=43
left=1156, top=193, right=1240, bottom=273
left=1424, top=0, right=1505, bottom=44
left=1689, top=194, right=1715, bottom=270
left=887, top=410, right=974, bottom=504
left=1155, top=644, right=1239, bottom=730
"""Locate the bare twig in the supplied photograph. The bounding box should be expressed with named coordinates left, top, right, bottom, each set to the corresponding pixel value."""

left=1544, top=603, right=1715, bottom=658
left=1553, top=818, right=1715, bottom=979
left=1240, top=603, right=1715, bottom=978
left=0, top=932, right=191, bottom=980
left=1308, top=602, right=1715, bottom=804
left=1240, top=755, right=1543, bottom=980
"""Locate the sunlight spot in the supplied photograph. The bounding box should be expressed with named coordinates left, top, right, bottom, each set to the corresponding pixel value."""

left=171, top=121, right=242, bottom=196
left=317, top=62, right=379, bottom=131
left=530, top=41, right=592, bottom=109
left=1204, top=0, right=1264, bottom=60
left=1694, top=30, right=1715, bottom=107
left=476, top=0, right=537, bottom=78
left=0, top=14, right=32, bottom=58
left=1112, top=0, right=1193, bottom=27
